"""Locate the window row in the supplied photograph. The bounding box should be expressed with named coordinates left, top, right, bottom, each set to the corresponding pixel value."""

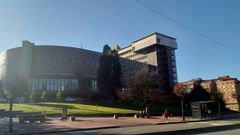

left=41, top=59, right=98, bottom=67
left=29, top=78, right=79, bottom=91
left=123, top=53, right=139, bottom=59
left=119, top=50, right=132, bottom=56
left=134, top=56, right=147, bottom=61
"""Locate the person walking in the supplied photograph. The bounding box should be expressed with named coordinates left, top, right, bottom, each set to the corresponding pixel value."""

left=163, top=108, right=169, bottom=122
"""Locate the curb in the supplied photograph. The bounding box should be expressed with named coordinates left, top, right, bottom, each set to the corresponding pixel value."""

left=5, top=126, right=121, bottom=135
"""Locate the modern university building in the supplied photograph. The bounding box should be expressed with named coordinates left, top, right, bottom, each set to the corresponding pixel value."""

left=0, top=32, right=178, bottom=100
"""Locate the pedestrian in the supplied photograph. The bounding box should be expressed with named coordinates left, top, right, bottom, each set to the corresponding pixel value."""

left=163, top=108, right=169, bottom=122
left=145, top=105, right=150, bottom=118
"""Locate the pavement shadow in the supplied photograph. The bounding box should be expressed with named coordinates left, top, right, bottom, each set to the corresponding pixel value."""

left=144, top=124, right=240, bottom=135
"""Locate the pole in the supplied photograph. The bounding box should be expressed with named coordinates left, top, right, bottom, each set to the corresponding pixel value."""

left=181, top=96, right=185, bottom=121
left=9, top=99, right=13, bottom=133
left=218, top=101, right=221, bottom=119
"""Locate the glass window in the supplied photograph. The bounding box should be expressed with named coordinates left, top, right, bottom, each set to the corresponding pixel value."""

left=39, top=79, right=43, bottom=90
left=34, top=79, right=38, bottom=91
left=61, top=79, right=65, bottom=91
left=172, top=73, right=177, bottom=79
left=172, top=67, right=176, bottom=73
left=31, top=79, right=35, bottom=91
left=171, top=50, right=175, bottom=55
left=171, top=56, right=175, bottom=61
left=36, top=79, right=39, bottom=91
left=57, top=79, right=61, bottom=91
left=54, top=79, right=58, bottom=91
left=47, top=79, right=50, bottom=91
left=42, top=79, right=47, bottom=91
left=69, top=79, right=73, bottom=90
left=91, top=80, right=98, bottom=91
left=157, top=38, right=160, bottom=44
left=173, top=79, right=178, bottom=83
left=77, top=79, right=79, bottom=90
left=28, top=80, right=31, bottom=91
left=64, top=79, right=68, bottom=90
left=71, top=79, right=75, bottom=90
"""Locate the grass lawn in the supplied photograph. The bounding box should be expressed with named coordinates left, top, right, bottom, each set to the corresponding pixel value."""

left=0, top=102, right=138, bottom=115
left=0, top=102, right=186, bottom=116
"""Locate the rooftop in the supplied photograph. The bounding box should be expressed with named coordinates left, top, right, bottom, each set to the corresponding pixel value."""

left=132, top=32, right=176, bottom=43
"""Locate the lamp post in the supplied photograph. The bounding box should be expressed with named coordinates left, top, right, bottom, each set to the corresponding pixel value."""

left=218, top=101, right=221, bottom=119
left=181, top=86, right=193, bottom=121
left=181, top=92, right=185, bottom=121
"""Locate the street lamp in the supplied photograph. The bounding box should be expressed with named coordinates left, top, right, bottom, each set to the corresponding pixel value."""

left=180, top=92, right=185, bottom=121
left=181, top=86, right=193, bottom=121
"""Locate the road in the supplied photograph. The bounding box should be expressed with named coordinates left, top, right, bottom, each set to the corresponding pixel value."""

left=45, top=118, right=240, bottom=135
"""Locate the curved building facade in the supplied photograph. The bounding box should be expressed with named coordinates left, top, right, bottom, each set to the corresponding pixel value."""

left=0, top=41, right=100, bottom=99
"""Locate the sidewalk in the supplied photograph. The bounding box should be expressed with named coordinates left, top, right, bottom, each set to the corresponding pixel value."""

left=0, top=116, right=203, bottom=135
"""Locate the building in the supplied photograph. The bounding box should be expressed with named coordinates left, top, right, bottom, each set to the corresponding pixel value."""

left=179, top=78, right=203, bottom=89
left=117, top=32, right=178, bottom=90
left=179, top=76, right=240, bottom=111
left=0, top=32, right=178, bottom=100
left=215, top=76, right=240, bottom=111
left=201, top=80, right=217, bottom=93
left=0, top=41, right=100, bottom=99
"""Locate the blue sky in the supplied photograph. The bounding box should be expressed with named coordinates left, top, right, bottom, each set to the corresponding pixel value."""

left=0, top=0, right=239, bottom=82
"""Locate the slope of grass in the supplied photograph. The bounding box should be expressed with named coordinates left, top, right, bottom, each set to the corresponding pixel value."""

left=0, top=102, right=138, bottom=115
left=0, top=102, right=186, bottom=115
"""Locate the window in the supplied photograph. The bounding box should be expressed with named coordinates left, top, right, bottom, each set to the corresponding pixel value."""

left=31, top=79, right=35, bottom=91
left=173, top=79, right=178, bottom=83
left=91, top=80, right=98, bottom=91
left=171, top=56, right=175, bottom=61
left=173, top=73, right=177, bottom=78
left=54, top=79, right=58, bottom=91
left=39, top=79, right=43, bottom=90
left=157, top=38, right=161, bottom=44
left=172, top=67, right=176, bottom=73
left=132, top=47, right=135, bottom=51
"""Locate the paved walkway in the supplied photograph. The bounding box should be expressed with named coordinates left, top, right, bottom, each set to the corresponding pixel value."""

left=0, top=116, right=199, bottom=134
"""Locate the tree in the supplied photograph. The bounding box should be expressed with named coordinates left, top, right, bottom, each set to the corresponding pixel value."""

left=174, top=84, right=211, bottom=108
left=29, top=90, right=36, bottom=102
left=102, top=45, right=111, bottom=55
left=40, top=84, right=47, bottom=102
left=173, top=83, right=189, bottom=96
left=186, top=85, right=211, bottom=103
left=173, top=83, right=212, bottom=121
left=122, top=68, right=171, bottom=106
left=0, top=78, right=27, bottom=133
left=40, top=90, right=47, bottom=102
left=110, top=50, right=122, bottom=100
left=211, top=91, right=225, bottom=118
left=97, top=44, right=122, bottom=101
left=56, top=90, right=62, bottom=101
left=173, top=83, right=190, bottom=121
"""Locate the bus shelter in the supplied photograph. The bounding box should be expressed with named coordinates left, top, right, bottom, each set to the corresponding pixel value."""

left=191, top=101, right=218, bottom=119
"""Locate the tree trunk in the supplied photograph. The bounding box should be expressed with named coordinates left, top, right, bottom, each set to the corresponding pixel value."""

left=9, top=99, right=13, bottom=133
